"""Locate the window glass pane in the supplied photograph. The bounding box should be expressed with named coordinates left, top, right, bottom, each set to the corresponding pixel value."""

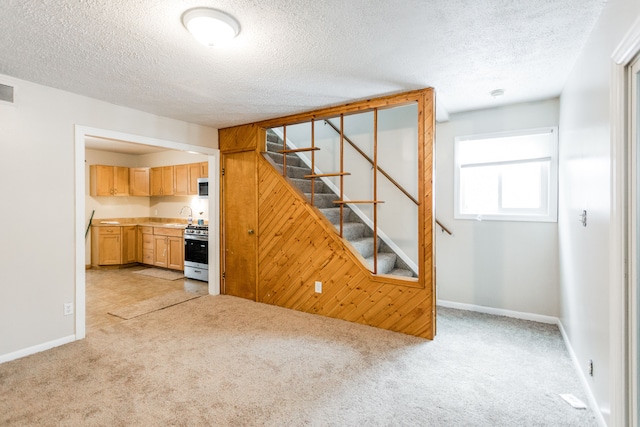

left=454, top=126, right=558, bottom=222
left=458, top=130, right=555, bottom=165
left=461, top=165, right=499, bottom=213
left=501, top=162, right=543, bottom=209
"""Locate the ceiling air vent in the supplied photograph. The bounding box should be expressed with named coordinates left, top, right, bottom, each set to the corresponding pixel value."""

left=0, top=83, right=14, bottom=104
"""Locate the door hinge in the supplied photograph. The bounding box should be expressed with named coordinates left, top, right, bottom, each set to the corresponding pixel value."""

left=222, top=271, right=226, bottom=279
left=221, top=168, right=225, bottom=176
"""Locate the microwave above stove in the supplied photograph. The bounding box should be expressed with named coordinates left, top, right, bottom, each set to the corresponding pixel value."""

left=197, top=178, right=208, bottom=199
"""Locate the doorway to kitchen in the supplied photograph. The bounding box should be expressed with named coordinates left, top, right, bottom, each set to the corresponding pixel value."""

left=74, top=125, right=220, bottom=339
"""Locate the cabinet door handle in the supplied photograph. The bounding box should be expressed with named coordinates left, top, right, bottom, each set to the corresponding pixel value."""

left=248, top=229, right=254, bottom=235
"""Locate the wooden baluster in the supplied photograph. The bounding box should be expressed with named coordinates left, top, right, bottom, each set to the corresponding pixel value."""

left=311, top=119, right=315, bottom=207
left=282, top=125, right=287, bottom=177
left=373, top=109, right=378, bottom=275
left=339, top=115, right=344, bottom=238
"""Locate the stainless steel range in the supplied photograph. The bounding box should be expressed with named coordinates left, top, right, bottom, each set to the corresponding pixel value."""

left=183, top=224, right=208, bottom=282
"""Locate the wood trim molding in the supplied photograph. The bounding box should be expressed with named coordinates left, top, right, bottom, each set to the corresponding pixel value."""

left=255, top=89, right=431, bottom=128
left=612, top=15, right=640, bottom=65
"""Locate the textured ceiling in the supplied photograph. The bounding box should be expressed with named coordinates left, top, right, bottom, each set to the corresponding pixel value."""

left=0, top=0, right=605, bottom=129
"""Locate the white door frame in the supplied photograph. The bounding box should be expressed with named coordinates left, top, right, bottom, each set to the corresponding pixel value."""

left=74, top=125, right=220, bottom=340
left=611, top=16, right=640, bottom=427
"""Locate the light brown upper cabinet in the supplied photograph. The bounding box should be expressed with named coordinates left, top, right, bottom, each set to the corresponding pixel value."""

left=188, top=162, right=208, bottom=194
left=129, top=167, right=150, bottom=196
left=174, top=164, right=189, bottom=196
left=199, top=161, right=208, bottom=178
left=150, top=166, right=175, bottom=196
left=90, top=165, right=129, bottom=196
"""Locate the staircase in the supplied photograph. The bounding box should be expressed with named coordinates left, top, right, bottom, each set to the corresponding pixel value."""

left=264, top=130, right=416, bottom=278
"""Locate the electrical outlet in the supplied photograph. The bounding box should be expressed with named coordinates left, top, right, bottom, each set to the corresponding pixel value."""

left=64, top=302, right=74, bottom=316
left=314, top=281, right=322, bottom=293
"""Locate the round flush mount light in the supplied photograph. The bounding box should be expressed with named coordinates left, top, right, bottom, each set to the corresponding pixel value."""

left=490, top=88, right=505, bottom=98
left=182, top=8, right=240, bottom=47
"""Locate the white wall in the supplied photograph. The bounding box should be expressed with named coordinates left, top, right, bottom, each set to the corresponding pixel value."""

left=558, top=0, right=640, bottom=422
left=435, top=99, right=560, bottom=317
left=0, top=74, right=217, bottom=358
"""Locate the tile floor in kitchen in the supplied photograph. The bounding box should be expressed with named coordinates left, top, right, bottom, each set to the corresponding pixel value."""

left=85, top=266, right=208, bottom=333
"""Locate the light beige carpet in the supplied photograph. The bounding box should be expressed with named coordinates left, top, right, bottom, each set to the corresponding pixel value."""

left=108, top=290, right=200, bottom=319
left=0, top=296, right=597, bottom=426
left=133, top=268, right=184, bottom=281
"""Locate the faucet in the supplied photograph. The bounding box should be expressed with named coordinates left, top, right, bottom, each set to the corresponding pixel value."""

left=180, top=206, right=193, bottom=224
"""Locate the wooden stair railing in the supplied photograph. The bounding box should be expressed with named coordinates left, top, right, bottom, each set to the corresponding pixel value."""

left=324, top=119, right=419, bottom=206
left=277, top=108, right=436, bottom=275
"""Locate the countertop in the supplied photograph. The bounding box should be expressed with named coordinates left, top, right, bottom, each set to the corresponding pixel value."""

left=91, top=218, right=191, bottom=229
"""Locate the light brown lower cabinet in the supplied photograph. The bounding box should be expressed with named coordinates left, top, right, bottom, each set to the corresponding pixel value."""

left=139, top=226, right=154, bottom=265
left=92, top=226, right=121, bottom=266
left=92, top=224, right=181, bottom=269
left=151, top=227, right=184, bottom=271
left=91, top=225, right=136, bottom=266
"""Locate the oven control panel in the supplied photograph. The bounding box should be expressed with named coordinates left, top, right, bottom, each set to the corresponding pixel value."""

left=184, top=225, right=208, bottom=237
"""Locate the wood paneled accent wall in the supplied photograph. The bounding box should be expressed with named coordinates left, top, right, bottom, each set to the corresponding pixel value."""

left=219, top=89, right=435, bottom=339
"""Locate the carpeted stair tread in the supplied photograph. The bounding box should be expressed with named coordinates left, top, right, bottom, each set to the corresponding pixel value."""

left=266, top=151, right=304, bottom=167
left=335, top=222, right=366, bottom=240
left=289, top=178, right=330, bottom=194
left=273, top=164, right=312, bottom=179
left=319, top=207, right=352, bottom=224
left=365, top=253, right=397, bottom=275
left=266, top=132, right=281, bottom=143
left=305, top=193, right=339, bottom=208
left=350, top=236, right=381, bottom=259
left=388, top=268, right=415, bottom=277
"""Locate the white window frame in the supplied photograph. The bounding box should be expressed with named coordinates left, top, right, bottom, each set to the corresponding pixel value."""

left=454, top=127, right=558, bottom=222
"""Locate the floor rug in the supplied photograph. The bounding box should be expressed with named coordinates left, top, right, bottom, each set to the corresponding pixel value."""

left=133, top=268, right=184, bottom=281
left=107, top=291, right=200, bottom=320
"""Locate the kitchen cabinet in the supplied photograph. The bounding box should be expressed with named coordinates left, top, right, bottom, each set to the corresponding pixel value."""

left=139, top=226, right=154, bottom=265
left=152, top=227, right=184, bottom=270
left=92, top=224, right=181, bottom=268
left=90, top=165, right=129, bottom=196
left=187, top=162, right=208, bottom=194
left=188, top=163, right=201, bottom=195
left=174, top=164, right=189, bottom=196
left=150, top=166, right=175, bottom=196
left=129, top=167, right=150, bottom=196
left=91, top=225, right=138, bottom=266
left=91, top=226, right=121, bottom=266
left=121, top=226, right=137, bottom=264
left=177, top=162, right=207, bottom=195
left=200, top=162, right=208, bottom=178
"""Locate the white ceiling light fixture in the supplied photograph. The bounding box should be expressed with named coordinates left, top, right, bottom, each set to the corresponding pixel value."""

left=182, top=8, right=240, bottom=47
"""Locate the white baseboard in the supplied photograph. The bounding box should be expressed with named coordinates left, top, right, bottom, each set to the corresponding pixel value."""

left=0, top=334, right=76, bottom=364
left=557, top=321, right=608, bottom=427
left=437, top=299, right=606, bottom=426
left=437, top=299, right=558, bottom=324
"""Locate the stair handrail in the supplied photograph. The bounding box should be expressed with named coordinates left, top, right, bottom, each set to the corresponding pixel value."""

left=324, top=119, right=419, bottom=206
left=435, top=219, right=453, bottom=235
